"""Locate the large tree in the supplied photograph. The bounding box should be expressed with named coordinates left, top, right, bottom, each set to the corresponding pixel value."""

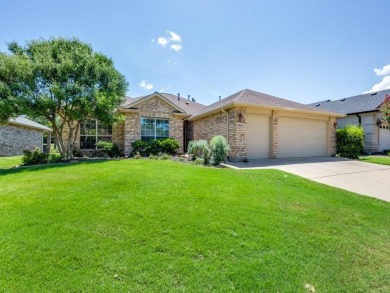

left=0, top=38, right=127, bottom=158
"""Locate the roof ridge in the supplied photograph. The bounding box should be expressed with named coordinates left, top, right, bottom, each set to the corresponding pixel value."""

left=234, top=89, right=248, bottom=102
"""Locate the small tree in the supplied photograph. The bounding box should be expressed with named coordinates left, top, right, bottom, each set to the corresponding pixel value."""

left=380, top=94, right=390, bottom=124
left=210, top=135, right=229, bottom=165
left=0, top=38, right=127, bottom=158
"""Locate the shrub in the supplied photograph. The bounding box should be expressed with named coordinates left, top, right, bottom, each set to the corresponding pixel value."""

left=210, top=135, right=230, bottom=165
left=131, top=138, right=180, bottom=156
left=131, top=140, right=148, bottom=156
left=96, top=141, right=121, bottom=158
left=22, top=148, right=48, bottom=166
left=187, top=140, right=210, bottom=162
left=159, top=138, right=180, bottom=154
left=336, top=125, right=364, bottom=159
left=48, top=153, right=62, bottom=163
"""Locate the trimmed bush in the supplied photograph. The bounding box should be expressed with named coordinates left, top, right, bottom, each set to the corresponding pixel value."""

left=48, top=153, right=62, bottom=163
left=159, top=138, right=180, bottom=155
left=96, top=141, right=121, bottom=158
left=131, top=140, right=148, bottom=156
left=22, top=148, right=63, bottom=165
left=187, top=140, right=211, bottom=164
left=336, top=125, right=364, bottom=159
left=210, top=135, right=230, bottom=165
left=131, top=138, right=179, bottom=157
left=22, top=148, right=49, bottom=166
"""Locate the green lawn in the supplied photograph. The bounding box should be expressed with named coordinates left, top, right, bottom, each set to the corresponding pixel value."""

left=0, top=155, right=22, bottom=169
left=0, top=160, right=389, bottom=292
left=360, top=155, right=390, bottom=166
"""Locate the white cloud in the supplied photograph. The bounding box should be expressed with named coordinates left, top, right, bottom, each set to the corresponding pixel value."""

left=155, top=30, right=182, bottom=51
left=374, top=64, right=390, bottom=76
left=167, top=30, right=181, bottom=42
left=157, top=37, right=168, bottom=47
left=364, top=76, right=390, bottom=93
left=170, top=44, right=182, bottom=52
left=139, top=80, right=154, bottom=90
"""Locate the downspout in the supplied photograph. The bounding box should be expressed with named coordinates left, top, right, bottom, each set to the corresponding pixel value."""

left=221, top=108, right=229, bottom=143
left=356, top=114, right=361, bottom=125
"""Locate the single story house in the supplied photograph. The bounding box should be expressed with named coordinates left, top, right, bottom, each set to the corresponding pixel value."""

left=310, top=89, right=390, bottom=153
left=71, top=89, right=343, bottom=161
left=0, top=116, right=52, bottom=156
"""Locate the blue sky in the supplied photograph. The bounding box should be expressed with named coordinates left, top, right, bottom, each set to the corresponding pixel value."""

left=1, top=0, right=390, bottom=105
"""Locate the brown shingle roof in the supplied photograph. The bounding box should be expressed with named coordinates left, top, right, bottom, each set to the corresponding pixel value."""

left=189, top=89, right=343, bottom=120
left=121, top=92, right=206, bottom=115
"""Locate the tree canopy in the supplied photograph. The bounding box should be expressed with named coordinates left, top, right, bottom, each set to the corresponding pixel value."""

left=380, top=94, right=390, bottom=125
left=0, top=38, right=128, bottom=158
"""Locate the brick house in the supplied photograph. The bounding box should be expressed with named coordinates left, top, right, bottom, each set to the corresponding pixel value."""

left=72, top=89, right=343, bottom=161
left=0, top=116, right=52, bottom=156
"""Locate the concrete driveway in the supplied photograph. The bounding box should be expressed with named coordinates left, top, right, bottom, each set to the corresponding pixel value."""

left=225, top=157, right=390, bottom=202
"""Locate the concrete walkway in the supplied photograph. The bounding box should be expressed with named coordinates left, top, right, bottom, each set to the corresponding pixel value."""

left=224, top=157, right=390, bottom=202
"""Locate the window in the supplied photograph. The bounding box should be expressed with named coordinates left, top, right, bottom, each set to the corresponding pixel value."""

left=80, top=119, right=112, bottom=149
left=141, top=117, right=169, bottom=141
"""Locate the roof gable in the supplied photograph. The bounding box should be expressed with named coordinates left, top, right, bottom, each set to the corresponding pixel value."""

left=123, top=92, right=186, bottom=113
left=121, top=92, right=206, bottom=115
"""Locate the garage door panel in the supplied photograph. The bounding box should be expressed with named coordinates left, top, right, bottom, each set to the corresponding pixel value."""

left=278, top=117, right=327, bottom=158
left=246, top=114, right=271, bottom=159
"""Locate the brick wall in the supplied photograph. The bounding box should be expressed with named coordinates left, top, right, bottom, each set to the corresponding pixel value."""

left=0, top=124, right=43, bottom=156
left=190, top=106, right=247, bottom=161
left=123, top=97, right=185, bottom=155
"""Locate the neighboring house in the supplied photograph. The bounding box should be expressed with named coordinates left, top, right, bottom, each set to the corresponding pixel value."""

left=0, top=116, right=52, bottom=156
left=71, top=89, right=342, bottom=161
left=310, top=89, right=390, bottom=153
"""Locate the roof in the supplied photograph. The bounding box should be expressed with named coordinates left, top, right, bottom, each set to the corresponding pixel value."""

left=308, top=89, right=390, bottom=114
left=8, top=116, right=52, bottom=132
left=189, top=89, right=343, bottom=120
left=122, top=92, right=206, bottom=115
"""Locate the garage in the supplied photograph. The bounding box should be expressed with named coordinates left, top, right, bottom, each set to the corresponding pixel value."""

left=278, top=117, right=327, bottom=157
left=246, top=114, right=271, bottom=159
left=379, top=126, right=390, bottom=151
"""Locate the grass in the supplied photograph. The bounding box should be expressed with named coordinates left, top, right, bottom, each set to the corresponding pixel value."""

left=0, top=155, right=22, bottom=169
left=360, top=155, right=390, bottom=166
left=0, top=160, right=389, bottom=292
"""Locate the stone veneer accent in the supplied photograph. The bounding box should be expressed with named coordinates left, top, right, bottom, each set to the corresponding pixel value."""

left=124, top=97, right=185, bottom=155
left=328, top=117, right=337, bottom=156
left=191, top=106, right=247, bottom=161
left=0, top=124, right=43, bottom=156
left=271, top=110, right=279, bottom=158
left=112, top=122, right=125, bottom=153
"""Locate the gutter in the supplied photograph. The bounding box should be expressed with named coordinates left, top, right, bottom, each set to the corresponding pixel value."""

left=8, top=121, right=53, bottom=132
left=188, top=102, right=345, bottom=121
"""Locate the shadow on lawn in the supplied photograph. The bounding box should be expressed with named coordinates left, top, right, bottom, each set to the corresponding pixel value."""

left=0, top=159, right=117, bottom=176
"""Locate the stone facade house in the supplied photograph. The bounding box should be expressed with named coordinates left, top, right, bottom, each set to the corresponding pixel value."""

left=310, top=89, right=390, bottom=153
left=0, top=116, right=52, bottom=156
left=73, top=89, right=342, bottom=161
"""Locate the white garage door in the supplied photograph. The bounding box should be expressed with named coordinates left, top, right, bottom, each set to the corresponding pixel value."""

left=246, top=114, right=271, bottom=159
left=278, top=117, right=327, bottom=158
left=379, top=127, right=390, bottom=151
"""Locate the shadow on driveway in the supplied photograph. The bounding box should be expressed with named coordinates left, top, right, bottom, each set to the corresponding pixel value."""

left=224, top=156, right=390, bottom=202
left=225, top=156, right=350, bottom=169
